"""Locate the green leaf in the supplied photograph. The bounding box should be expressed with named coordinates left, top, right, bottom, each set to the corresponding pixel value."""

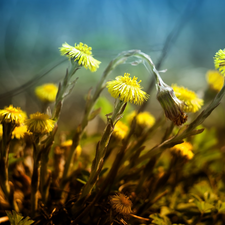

left=94, top=97, right=113, bottom=121
left=8, top=153, right=23, bottom=165
left=150, top=213, right=172, bottom=225
left=190, top=194, right=215, bottom=214
left=88, top=107, right=101, bottom=121
left=5, top=210, right=34, bottom=225
left=99, top=167, right=108, bottom=177
left=76, top=178, right=86, bottom=185
left=216, top=201, right=225, bottom=213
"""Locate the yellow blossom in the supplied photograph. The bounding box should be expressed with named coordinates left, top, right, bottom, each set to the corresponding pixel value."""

left=60, top=139, right=82, bottom=158
left=172, top=84, right=204, bottom=113
left=0, top=105, right=26, bottom=126
left=26, top=112, right=55, bottom=134
left=59, top=42, right=101, bottom=72
left=170, top=142, right=194, bottom=160
left=214, top=49, right=225, bottom=76
left=35, top=83, right=58, bottom=102
left=206, top=70, right=224, bottom=92
left=113, top=121, right=129, bottom=139
left=106, top=73, right=149, bottom=105
left=110, top=193, right=132, bottom=217
left=12, top=125, right=28, bottom=139
left=61, top=139, right=73, bottom=147
left=126, top=111, right=155, bottom=128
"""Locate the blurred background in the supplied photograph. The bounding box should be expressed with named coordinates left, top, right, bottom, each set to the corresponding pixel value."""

left=0, top=0, right=225, bottom=130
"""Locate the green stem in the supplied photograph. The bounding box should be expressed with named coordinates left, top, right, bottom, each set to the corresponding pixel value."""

left=78, top=100, right=125, bottom=200
left=0, top=123, right=18, bottom=211
left=31, top=137, right=40, bottom=217
left=40, top=150, right=50, bottom=204
left=60, top=51, right=141, bottom=190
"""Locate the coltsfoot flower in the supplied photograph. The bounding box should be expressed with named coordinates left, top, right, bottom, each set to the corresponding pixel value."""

left=110, top=193, right=132, bottom=218
left=113, top=121, right=129, bottom=139
left=157, top=83, right=187, bottom=126
left=214, top=49, right=225, bottom=76
left=59, top=42, right=101, bottom=72
left=26, top=112, right=55, bottom=134
left=35, top=83, right=58, bottom=102
left=170, top=142, right=194, bottom=160
left=206, top=70, right=224, bottom=92
left=171, top=84, right=204, bottom=113
left=0, top=124, right=28, bottom=139
left=126, top=111, right=155, bottom=128
left=0, top=105, right=26, bottom=126
left=106, top=73, right=149, bottom=105
left=12, top=125, right=29, bottom=139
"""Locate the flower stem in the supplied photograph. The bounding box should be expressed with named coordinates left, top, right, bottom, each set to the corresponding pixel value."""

left=79, top=100, right=126, bottom=200
left=0, top=123, right=18, bottom=211
left=60, top=51, right=141, bottom=190
left=31, top=137, right=41, bottom=217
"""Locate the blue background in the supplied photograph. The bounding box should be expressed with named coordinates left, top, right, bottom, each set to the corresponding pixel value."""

left=0, top=0, right=224, bottom=121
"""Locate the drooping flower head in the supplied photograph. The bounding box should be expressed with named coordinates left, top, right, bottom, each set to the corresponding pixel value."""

left=171, top=84, right=204, bottom=113
left=0, top=105, right=26, bottom=126
left=110, top=193, right=132, bottom=218
left=59, top=42, right=101, bottom=72
left=206, top=70, right=224, bottom=92
left=35, top=83, right=58, bottom=102
left=156, top=83, right=187, bottom=126
left=126, top=111, right=155, bottom=128
left=214, top=49, right=225, bottom=76
left=113, top=121, right=129, bottom=140
left=106, top=73, right=149, bottom=105
left=26, top=112, right=55, bottom=134
left=170, top=142, right=194, bottom=160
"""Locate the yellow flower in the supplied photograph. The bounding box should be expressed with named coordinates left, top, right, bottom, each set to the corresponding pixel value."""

left=214, top=49, right=225, bottom=76
left=61, top=139, right=73, bottom=147
left=59, top=42, right=101, bottom=72
left=157, top=83, right=187, bottom=126
left=106, top=73, right=149, bottom=105
left=12, top=125, right=28, bottom=139
left=0, top=105, right=26, bottom=126
left=126, top=111, right=155, bottom=128
left=206, top=70, right=224, bottom=92
left=172, top=84, right=204, bottom=113
left=110, top=193, right=132, bottom=217
left=26, top=112, right=55, bottom=134
left=35, top=83, right=58, bottom=102
left=0, top=124, right=28, bottom=139
left=170, top=142, right=194, bottom=160
left=113, top=121, right=129, bottom=139
left=61, top=139, right=82, bottom=158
